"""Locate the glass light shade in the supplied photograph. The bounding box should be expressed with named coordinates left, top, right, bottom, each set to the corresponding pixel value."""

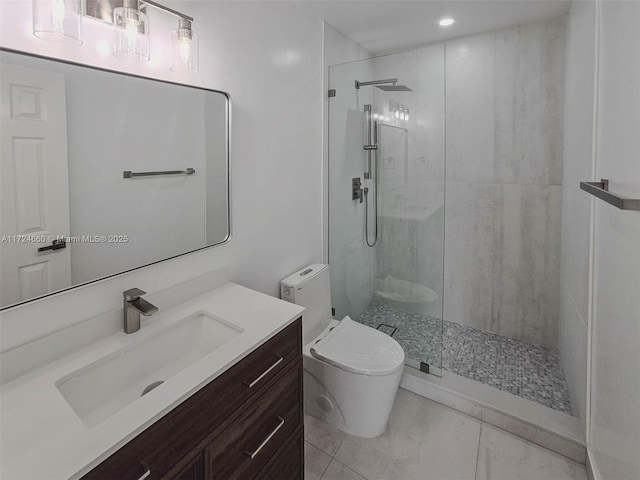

left=170, top=27, right=199, bottom=73
left=32, top=0, right=82, bottom=45
left=113, top=6, right=150, bottom=62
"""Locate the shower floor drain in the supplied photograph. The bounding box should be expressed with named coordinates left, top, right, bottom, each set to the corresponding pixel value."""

left=141, top=380, right=164, bottom=396
left=377, top=323, right=397, bottom=337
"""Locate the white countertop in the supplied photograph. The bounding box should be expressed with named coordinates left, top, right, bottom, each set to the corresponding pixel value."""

left=0, top=282, right=305, bottom=480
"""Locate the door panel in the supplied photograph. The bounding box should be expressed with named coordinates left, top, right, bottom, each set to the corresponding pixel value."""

left=1, top=64, right=71, bottom=305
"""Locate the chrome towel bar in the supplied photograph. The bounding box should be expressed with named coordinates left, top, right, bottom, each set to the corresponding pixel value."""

left=580, top=179, right=640, bottom=211
left=123, top=168, right=195, bottom=178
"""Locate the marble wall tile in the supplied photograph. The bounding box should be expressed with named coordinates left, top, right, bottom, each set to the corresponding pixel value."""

left=494, top=18, right=566, bottom=186
left=415, top=43, right=446, bottom=183
left=445, top=32, right=495, bottom=184
left=491, top=184, right=562, bottom=347
left=443, top=182, right=495, bottom=328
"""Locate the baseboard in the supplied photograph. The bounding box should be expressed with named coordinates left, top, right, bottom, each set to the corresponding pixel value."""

left=400, top=366, right=587, bottom=464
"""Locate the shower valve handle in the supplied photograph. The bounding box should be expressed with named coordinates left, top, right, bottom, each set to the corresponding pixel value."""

left=352, top=177, right=363, bottom=203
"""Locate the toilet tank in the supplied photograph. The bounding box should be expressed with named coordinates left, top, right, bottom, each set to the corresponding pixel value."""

left=281, top=264, right=332, bottom=345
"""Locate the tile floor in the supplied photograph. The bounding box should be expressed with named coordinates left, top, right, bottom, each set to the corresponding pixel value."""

left=304, top=388, right=587, bottom=480
left=357, top=303, right=572, bottom=414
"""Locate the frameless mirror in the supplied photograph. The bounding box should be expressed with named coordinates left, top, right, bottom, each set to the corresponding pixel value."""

left=0, top=49, right=230, bottom=309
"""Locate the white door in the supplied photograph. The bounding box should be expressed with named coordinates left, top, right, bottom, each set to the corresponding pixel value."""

left=1, top=63, right=72, bottom=307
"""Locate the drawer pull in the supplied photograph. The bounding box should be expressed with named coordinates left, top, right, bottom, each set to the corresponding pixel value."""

left=244, top=356, right=283, bottom=388
left=137, top=464, right=151, bottom=480
left=244, top=417, right=285, bottom=459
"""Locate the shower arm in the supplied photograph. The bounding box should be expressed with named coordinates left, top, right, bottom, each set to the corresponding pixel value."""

left=355, top=78, right=398, bottom=89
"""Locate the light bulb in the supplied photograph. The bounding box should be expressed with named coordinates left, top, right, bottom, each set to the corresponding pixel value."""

left=171, top=19, right=199, bottom=72
left=395, top=110, right=400, bottom=119
left=125, top=23, right=138, bottom=50
left=113, top=3, right=149, bottom=60
left=179, top=38, right=191, bottom=63
left=51, top=0, right=65, bottom=31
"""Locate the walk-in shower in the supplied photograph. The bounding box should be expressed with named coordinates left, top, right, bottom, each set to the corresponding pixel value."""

left=329, top=17, right=574, bottom=417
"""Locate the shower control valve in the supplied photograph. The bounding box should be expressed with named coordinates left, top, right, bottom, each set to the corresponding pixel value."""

left=352, top=177, right=363, bottom=203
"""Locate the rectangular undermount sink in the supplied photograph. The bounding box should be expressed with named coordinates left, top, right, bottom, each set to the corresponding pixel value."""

left=56, top=311, right=243, bottom=427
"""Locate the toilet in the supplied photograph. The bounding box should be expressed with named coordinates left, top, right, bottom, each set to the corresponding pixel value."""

left=281, top=264, right=405, bottom=438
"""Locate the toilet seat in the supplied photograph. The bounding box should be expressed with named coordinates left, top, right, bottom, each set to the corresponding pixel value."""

left=309, top=316, right=405, bottom=376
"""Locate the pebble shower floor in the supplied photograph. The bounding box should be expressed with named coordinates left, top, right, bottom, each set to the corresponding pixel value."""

left=356, top=302, right=572, bottom=414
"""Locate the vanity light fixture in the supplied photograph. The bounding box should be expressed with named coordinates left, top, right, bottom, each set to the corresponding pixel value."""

left=113, top=0, right=149, bottom=61
left=32, top=0, right=82, bottom=44
left=170, top=18, right=199, bottom=72
left=32, top=0, right=199, bottom=73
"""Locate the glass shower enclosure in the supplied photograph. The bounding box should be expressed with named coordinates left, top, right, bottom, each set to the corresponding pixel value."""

left=327, top=17, right=574, bottom=417
left=328, top=46, right=446, bottom=374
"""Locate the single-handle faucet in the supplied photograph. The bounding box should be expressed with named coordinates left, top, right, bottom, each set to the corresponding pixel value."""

left=123, top=288, right=159, bottom=334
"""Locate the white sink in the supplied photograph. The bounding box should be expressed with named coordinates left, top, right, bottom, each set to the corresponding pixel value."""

left=56, top=311, right=243, bottom=427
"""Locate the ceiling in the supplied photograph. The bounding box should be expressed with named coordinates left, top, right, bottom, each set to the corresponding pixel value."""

left=297, top=0, right=571, bottom=55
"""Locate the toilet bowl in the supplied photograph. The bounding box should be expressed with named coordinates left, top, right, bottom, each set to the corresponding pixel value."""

left=281, top=264, right=405, bottom=438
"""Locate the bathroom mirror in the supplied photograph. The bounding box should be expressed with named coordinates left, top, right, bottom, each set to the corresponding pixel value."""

left=0, top=49, right=230, bottom=309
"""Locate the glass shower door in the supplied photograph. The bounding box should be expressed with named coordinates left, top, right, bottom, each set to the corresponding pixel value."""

left=328, top=46, right=446, bottom=374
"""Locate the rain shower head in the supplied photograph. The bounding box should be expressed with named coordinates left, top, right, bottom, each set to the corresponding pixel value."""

left=355, top=78, right=412, bottom=91
left=376, top=85, right=412, bottom=91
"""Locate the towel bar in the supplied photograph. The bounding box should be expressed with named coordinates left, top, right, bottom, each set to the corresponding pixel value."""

left=123, top=168, right=195, bottom=178
left=580, top=179, right=640, bottom=211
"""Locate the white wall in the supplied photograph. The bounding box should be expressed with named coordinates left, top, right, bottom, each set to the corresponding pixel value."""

left=0, top=1, right=324, bottom=350
left=589, top=1, right=640, bottom=478
left=443, top=17, right=566, bottom=348
left=559, top=0, right=597, bottom=429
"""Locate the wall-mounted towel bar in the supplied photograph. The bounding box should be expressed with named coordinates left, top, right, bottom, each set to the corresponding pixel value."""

left=123, top=168, right=195, bottom=179
left=580, top=179, right=640, bottom=210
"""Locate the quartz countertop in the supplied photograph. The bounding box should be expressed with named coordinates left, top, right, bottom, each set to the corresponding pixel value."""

left=0, top=282, right=305, bottom=480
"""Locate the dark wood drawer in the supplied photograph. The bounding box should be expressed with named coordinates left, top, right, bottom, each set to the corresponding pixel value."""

left=171, top=453, right=204, bottom=480
left=206, top=365, right=302, bottom=479
left=82, top=319, right=301, bottom=480
left=256, top=428, right=304, bottom=480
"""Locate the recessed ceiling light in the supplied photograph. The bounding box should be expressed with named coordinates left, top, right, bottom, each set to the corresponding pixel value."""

left=439, top=18, right=455, bottom=27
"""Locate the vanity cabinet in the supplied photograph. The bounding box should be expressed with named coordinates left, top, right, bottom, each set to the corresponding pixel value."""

left=81, top=318, right=303, bottom=480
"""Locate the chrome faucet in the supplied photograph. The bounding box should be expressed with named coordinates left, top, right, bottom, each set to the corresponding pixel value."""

left=123, top=288, right=159, bottom=334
